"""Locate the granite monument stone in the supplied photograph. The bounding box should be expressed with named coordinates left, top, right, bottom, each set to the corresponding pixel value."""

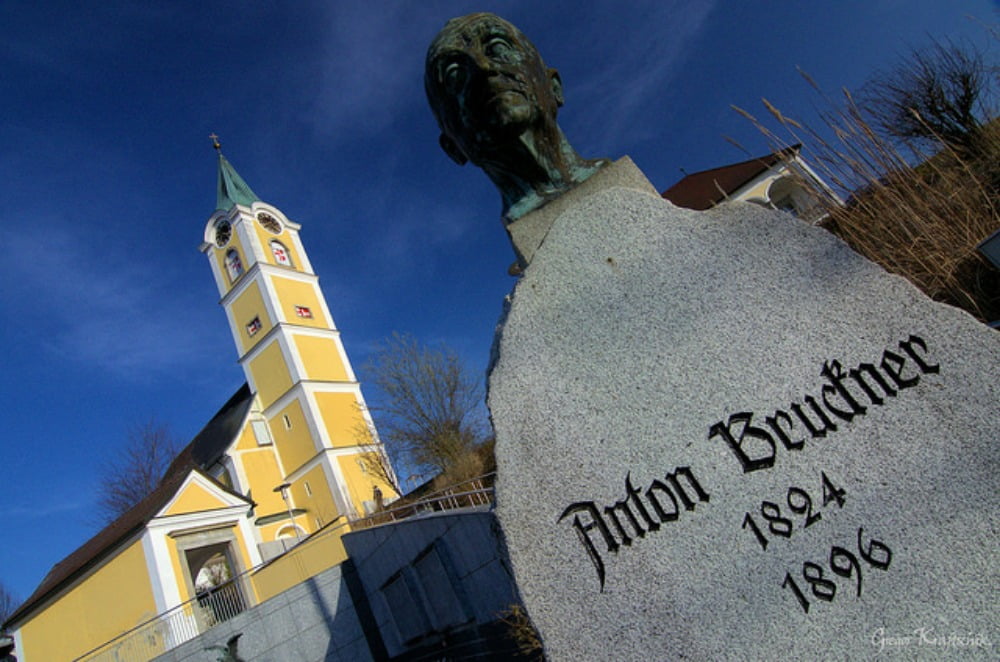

left=427, top=14, right=999, bottom=661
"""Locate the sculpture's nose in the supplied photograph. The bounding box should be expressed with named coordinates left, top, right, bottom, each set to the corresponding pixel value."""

left=471, top=49, right=496, bottom=75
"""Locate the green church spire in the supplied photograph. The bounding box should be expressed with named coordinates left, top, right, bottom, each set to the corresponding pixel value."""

left=211, top=134, right=260, bottom=211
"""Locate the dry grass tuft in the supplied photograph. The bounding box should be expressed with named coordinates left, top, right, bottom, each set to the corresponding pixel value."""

left=499, top=603, right=545, bottom=659
left=734, top=80, right=999, bottom=323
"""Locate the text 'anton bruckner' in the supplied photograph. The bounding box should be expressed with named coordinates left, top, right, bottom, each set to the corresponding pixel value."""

left=559, top=334, right=939, bottom=589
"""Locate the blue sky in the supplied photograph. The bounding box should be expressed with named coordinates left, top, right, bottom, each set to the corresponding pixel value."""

left=0, top=1, right=995, bottom=603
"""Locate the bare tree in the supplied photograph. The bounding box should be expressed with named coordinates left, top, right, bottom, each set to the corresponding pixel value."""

left=860, top=38, right=997, bottom=154
left=0, top=581, right=18, bottom=629
left=361, top=333, right=491, bottom=489
left=353, top=417, right=403, bottom=496
left=96, top=419, right=180, bottom=523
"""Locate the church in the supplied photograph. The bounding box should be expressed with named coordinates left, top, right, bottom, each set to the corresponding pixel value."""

left=3, top=146, right=399, bottom=661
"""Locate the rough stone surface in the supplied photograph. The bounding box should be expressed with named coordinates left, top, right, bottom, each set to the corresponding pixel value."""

left=488, top=184, right=1000, bottom=661
left=506, top=156, right=657, bottom=267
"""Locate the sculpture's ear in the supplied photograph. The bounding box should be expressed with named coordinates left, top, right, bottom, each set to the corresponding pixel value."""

left=549, top=68, right=564, bottom=107
left=439, top=133, right=468, bottom=165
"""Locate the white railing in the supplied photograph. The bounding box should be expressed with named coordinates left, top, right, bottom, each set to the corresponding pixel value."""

left=73, top=578, right=251, bottom=662
left=350, top=474, right=495, bottom=531
left=74, top=473, right=496, bottom=661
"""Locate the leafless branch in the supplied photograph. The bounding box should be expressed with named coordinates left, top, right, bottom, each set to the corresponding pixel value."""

left=96, top=418, right=180, bottom=523
left=859, top=38, right=997, bottom=155
left=362, top=333, right=491, bottom=486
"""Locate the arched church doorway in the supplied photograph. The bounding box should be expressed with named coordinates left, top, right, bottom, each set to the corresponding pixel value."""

left=175, top=532, right=251, bottom=631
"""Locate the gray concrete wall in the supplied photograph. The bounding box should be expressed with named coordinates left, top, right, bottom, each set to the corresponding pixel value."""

left=342, top=508, right=520, bottom=658
left=152, top=562, right=372, bottom=662
left=152, top=509, right=522, bottom=662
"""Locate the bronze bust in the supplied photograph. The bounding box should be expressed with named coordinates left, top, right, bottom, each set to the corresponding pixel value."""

left=425, top=13, right=608, bottom=222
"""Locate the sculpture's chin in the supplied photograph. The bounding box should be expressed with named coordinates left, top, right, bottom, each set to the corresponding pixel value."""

left=485, top=92, right=535, bottom=129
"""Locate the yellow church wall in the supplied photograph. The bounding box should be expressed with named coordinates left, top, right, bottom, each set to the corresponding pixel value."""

left=233, top=420, right=258, bottom=451
left=258, top=519, right=289, bottom=542
left=249, top=525, right=348, bottom=603
left=247, top=340, right=293, bottom=408
left=337, top=453, right=398, bottom=517
left=292, top=464, right=341, bottom=529
left=230, top=281, right=273, bottom=355
left=163, top=481, right=230, bottom=517
left=293, top=334, right=349, bottom=382
left=252, top=221, right=303, bottom=269
left=240, top=448, right=286, bottom=514
left=314, top=391, right=365, bottom=447
left=18, top=539, right=157, bottom=662
left=269, top=275, right=328, bottom=329
left=269, top=399, right=318, bottom=476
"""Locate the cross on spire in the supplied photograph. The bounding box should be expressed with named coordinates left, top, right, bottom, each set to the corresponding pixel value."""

left=209, top=133, right=222, bottom=151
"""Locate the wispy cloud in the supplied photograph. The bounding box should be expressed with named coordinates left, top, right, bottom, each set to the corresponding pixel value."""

left=0, top=219, right=224, bottom=379
left=560, top=1, right=719, bottom=155
left=305, top=3, right=440, bottom=140
left=0, top=498, right=87, bottom=520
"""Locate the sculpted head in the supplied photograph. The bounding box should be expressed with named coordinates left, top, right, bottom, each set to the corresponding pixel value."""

left=425, top=13, right=562, bottom=167
left=425, top=13, right=606, bottom=221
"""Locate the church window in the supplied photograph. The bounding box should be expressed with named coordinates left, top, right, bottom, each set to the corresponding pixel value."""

left=257, top=212, right=282, bottom=234
left=295, top=305, right=313, bottom=319
left=214, top=219, right=232, bottom=247
left=225, top=249, right=244, bottom=282
left=251, top=420, right=273, bottom=446
left=246, top=316, right=262, bottom=336
left=270, top=241, right=293, bottom=267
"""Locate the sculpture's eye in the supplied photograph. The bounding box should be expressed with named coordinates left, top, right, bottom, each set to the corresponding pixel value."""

left=486, top=37, right=512, bottom=59
left=443, top=61, right=465, bottom=93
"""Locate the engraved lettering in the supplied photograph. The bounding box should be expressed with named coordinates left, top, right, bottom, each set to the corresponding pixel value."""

left=664, top=466, right=711, bottom=510
left=848, top=362, right=897, bottom=406
left=899, top=335, right=939, bottom=374
left=559, top=502, right=618, bottom=591
left=766, top=410, right=804, bottom=450
left=820, top=360, right=867, bottom=421
left=708, top=413, right=776, bottom=473
left=626, top=472, right=659, bottom=532
left=561, top=467, right=710, bottom=590
left=709, top=334, right=936, bottom=473
left=791, top=395, right=838, bottom=438
left=604, top=497, right=644, bottom=546
left=880, top=349, right=919, bottom=390
left=645, top=480, right=679, bottom=522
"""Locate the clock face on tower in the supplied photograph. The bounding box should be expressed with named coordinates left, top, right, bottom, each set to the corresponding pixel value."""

left=214, top=219, right=232, bottom=247
left=257, top=212, right=282, bottom=234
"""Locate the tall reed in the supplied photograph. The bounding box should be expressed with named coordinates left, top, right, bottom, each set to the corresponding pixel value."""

left=734, top=75, right=999, bottom=323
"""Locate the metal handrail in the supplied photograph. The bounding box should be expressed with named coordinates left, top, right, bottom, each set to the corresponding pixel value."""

left=350, top=473, right=495, bottom=531
left=74, top=473, right=496, bottom=661
left=72, top=575, right=253, bottom=661
left=351, top=486, right=494, bottom=531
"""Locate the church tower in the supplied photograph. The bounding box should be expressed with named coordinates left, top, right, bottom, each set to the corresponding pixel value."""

left=199, top=140, right=396, bottom=541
